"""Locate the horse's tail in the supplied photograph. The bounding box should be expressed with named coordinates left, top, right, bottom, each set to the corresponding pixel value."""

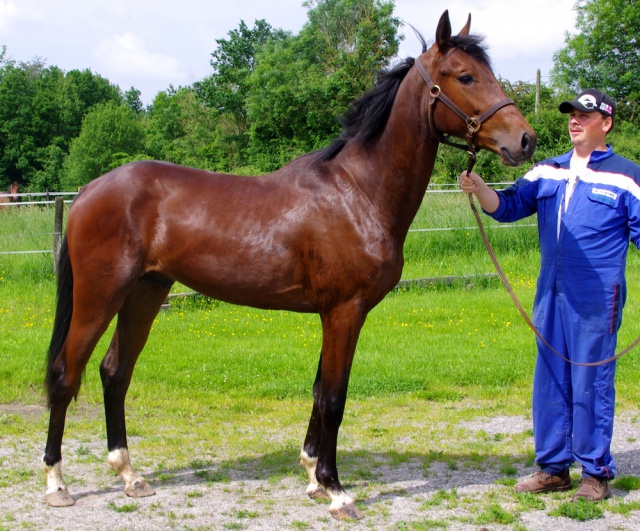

left=45, top=236, right=73, bottom=408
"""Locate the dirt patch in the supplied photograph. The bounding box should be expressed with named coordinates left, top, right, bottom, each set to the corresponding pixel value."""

left=2, top=406, right=640, bottom=530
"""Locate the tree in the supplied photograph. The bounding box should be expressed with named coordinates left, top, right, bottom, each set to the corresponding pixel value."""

left=195, top=20, right=286, bottom=125
left=59, top=69, right=122, bottom=141
left=0, top=60, right=53, bottom=187
left=193, top=20, right=288, bottom=170
left=552, top=0, right=640, bottom=124
left=125, top=87, right=144, bottom=114
left=145, top=87, right=220, bottom=170
left=246, top=0, right=402, bottom=170
left=0, top=58, right=122, bottom=190
left=62, top=102, right=146, bottom=189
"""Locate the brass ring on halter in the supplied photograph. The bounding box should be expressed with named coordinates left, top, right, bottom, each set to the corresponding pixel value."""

left=430, top=85, right=441, bottom=98
left=467, top=118, right=481, bottom=133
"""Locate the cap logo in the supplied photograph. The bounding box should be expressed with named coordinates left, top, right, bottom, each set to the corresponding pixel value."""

left=578, top=94, right=597, bottom=110
left=599, top=102, right=613, bottom=115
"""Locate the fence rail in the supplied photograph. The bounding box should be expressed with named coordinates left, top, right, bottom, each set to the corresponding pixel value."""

left=0, top=184, right=530, bottom=263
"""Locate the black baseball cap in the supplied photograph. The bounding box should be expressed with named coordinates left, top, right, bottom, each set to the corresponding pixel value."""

left=559, top=89, right=615, bottom=120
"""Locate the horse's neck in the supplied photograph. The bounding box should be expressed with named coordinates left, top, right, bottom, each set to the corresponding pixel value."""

left=347, top=70, right=438, bottom=238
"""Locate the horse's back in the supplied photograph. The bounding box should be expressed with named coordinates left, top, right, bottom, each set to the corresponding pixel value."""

left=65, top=159, right=400, bottom=312
left=66, top=160, right=335, bottom=310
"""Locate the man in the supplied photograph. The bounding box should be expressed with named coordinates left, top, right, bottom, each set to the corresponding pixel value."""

left=459, top=89, right=640, bottom=501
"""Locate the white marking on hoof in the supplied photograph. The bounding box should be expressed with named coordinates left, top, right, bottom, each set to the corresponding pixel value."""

left=328, top=490, right=355, bottom=513
left=42, top=459, right=75, bottom=507
left=328, top=488, right=364, bottom=519
left=300, top=450, right=329, bottom=499
left=330, top=501, right=365, bottom=520
left=108, top=449, right=155, bottom=498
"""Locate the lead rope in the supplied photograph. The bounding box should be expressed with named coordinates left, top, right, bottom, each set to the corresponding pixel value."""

left=464, top=159, right=640, bottom=367
left=415, top=52, right=637, bottom=366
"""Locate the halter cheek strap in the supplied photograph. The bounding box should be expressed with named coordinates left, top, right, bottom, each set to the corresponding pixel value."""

left=415, top=58, right=515, bottom=173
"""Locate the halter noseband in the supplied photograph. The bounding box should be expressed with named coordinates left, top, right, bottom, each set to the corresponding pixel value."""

left=415, top=58, right=515, bottom=173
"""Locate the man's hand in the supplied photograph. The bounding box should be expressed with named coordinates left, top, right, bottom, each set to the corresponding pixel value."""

left=458, top=171, right=500, bottom=214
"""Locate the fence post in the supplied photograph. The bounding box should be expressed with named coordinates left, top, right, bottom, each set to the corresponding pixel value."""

left=53, top=197, right=64, bottom=277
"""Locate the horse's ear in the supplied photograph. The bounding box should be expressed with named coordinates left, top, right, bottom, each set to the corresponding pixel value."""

left=458, top=14, right=471, bottom=36
left=435, top=10, right=452, bottom=50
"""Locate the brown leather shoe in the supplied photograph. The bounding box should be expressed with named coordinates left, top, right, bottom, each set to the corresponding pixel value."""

left=514, top=469, right=572, bottom=493
left=572, top=477, right=612, bottom=502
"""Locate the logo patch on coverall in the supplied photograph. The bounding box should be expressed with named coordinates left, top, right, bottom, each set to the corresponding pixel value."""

left=589, top=187, right=618, bottom=206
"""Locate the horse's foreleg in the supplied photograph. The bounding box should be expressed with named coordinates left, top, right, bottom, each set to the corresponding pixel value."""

left=300, top=356, right=330, bottom=500
left=101, top=278, right=172, bottom=498
left=309, top=303, right=367, bottom=520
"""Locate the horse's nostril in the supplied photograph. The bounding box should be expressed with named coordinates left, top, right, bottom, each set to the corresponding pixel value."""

left=521, top=132, right=536, bottom=157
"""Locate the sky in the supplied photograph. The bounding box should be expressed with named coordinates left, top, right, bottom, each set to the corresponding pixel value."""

left=0, top=0, right=579, bottom=106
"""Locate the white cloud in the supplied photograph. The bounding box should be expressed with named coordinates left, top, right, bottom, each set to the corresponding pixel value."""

left=94, top=32, right=185, bottom=84
left=0, top=0, right=44, bottom=33
left=1, top=0, right=579, bottom=103
left=0, top=0, right=17, bottom=32
left=395, top=0, right=577, bottom=83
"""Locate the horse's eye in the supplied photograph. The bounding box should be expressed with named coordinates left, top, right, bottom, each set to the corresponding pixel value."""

left=458, top=74, right=473, bottom=85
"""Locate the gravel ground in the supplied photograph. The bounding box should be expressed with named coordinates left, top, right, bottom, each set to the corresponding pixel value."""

left=2, top=405, right=640, bottom=530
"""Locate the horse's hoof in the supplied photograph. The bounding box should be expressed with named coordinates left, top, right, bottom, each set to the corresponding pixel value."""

left=124, top=479, right=155, bottom=498
left=330, top=502, right=365, bottom=520
left=45, top=488, right=75, bottom=507
left=307, top=487, right=330, bottom=500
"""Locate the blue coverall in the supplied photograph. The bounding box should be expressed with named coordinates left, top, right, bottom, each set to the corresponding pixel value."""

left=489, top=146, right=640, bottom=479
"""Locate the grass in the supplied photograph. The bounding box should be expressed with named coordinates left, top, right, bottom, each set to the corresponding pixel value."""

left=4, top=195, right=640, bottom=406
left=3, top=197, right=640, bottom=528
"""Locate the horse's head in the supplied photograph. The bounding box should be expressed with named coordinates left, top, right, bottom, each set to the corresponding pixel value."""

left=417, top=11, right=536, bottom=166
left=8, top=181, right=20, bottom=202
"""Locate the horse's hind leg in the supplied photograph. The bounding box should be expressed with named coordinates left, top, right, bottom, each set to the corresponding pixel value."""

left=43, top=314, right=116, bottom=506
left=100, top=275, right=173, bottom=498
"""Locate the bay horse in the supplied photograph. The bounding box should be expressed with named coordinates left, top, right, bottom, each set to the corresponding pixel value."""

left=0, top=181, right=20, bottom=205
left=43, top=11, right=535, bottom=520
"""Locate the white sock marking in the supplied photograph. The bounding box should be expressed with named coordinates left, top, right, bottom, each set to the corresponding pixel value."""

left=42, top=459, right=66, bottom=494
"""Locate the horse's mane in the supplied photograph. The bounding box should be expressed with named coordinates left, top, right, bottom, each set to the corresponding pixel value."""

left=317, top=32, right=489, bottom=161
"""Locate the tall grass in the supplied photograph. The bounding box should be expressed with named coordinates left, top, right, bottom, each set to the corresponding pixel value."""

left=0, top=204, right=62, bottom=283
left=2, top=194, right=640, bottom=409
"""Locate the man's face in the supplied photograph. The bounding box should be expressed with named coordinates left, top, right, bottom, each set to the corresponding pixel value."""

left=568, top=109, right=611, bottom=149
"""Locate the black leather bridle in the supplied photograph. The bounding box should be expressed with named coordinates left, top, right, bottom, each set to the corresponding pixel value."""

left=415, top=57, right=514, bottom=174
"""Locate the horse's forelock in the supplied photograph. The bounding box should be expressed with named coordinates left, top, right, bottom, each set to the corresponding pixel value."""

left=445, top=34, right=491, bottom=69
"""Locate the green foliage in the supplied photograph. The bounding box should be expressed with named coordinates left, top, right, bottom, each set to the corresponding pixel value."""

left=613, top=475, right=640, bottom=491
left=608, top=121, right=640, bottom=162
left=246, top=0, right=401, bottom=171
left=2, top=0, right=640, bottom=189
left=0, top=61, right=123, bottom=191
left=193, top=20, right=288, bottom=172
left=549, top=499, right=604, bottom=521
left=125, top=87, right=144, bottom=114
left=62, top=102, right=146, bottom=188
left=552, top=0, right=640, bottom=124
left=145, top=87, right=220, bottom=170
